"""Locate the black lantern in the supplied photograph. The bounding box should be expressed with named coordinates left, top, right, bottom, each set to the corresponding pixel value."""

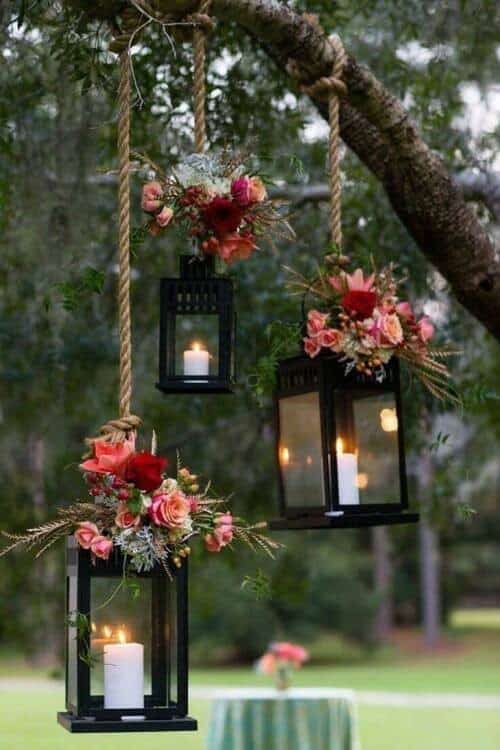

left=270, top=353, right=419, bottom=530
left=156, top=255, right=235, bottom=394
left=58, top=537, right=196, bottom=733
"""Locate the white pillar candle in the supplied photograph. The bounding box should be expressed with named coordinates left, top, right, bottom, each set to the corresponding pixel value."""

left=104, top=634, right=144, bottom=709
left=183, top=342, right=210, bottom=376
left=336, top=438, right=360, bottom=505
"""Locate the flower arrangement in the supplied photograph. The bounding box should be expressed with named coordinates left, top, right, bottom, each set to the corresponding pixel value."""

left=291, top=254, right=458, bottom=401
left=0, top=433, right=278, bottom=574
left=256, top=642, right=309, bottom=691
left=139, top=151, right=293, bottom=265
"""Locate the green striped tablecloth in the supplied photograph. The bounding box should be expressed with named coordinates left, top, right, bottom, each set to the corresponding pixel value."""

left=206, top=688, right=360, bottom=750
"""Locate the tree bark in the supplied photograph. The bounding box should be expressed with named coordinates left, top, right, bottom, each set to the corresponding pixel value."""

left=372, top=527, right=393, bottom=642
left=60, top=0, right=500, bottom=339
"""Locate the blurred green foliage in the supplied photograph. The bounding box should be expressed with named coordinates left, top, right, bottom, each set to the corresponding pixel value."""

left=0, top=0, right=498, bottom=662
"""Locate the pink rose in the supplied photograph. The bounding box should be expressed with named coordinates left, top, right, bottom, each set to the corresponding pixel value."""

left=74, top=522, right=100, bottom=550
left=205, top=533, right=223, bottom=553
left=396, top=301, right=414, bottom=321
left=271, top=641, right=309, bottom=666
left=79, top=436, right=135, bottom=478
left=214, top=512, right=234, bottom=547
left=218, top=233, right=256, bottom=264
left=149, top=490, right=190, bottom=529
left=316, top=328, right=343, bottom=351
left=155, top=206, right=173, bottom=228
left=248, top=176, right=267, bottom=203
left=186, top=495, right=200, bottom=513
left=380, top=313, right=404, bottom=345
left=90, top=535, right=113, bottom=560
left=303, top=336, right=321, bottom=358
left=417, top=316, right=434, bottom=342
left=231, top=176, right=251, bottom=206
left=307, top=309, right=330, bottom=336
left=141, top=181, right=164, bottom=213
left=115, top=506, right=141, bottom=529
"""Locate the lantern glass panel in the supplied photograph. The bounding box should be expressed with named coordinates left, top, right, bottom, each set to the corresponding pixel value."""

left=278, top=392, right=325, bottom=508
left=334, top=390, right=400, bottom=506
left=89, top=578, right=152, bottom=701
left=174, top=314, right=219, bottom=378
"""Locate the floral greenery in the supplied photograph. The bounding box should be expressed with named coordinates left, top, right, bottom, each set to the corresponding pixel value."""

left=0, top=433, right=279, bottom=575
left=138, top=150, right=294, bottom=265
left=287, top=251, right=460, bottom=403
left=248, top=320, right=302, bottom=404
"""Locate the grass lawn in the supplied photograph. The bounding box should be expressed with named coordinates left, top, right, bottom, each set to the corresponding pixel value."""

left=1, top=687, right=500, bottom=750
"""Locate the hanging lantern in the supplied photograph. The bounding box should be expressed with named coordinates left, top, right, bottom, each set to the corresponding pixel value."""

left=58, top=538, right=196, bottom=733
left=157, top=255, right=236, bottom=394
left=270, top=353, right=419, bottom=530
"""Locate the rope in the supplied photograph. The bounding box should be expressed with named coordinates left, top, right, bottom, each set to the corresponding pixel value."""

left=191, top=0, right=214, bottom=153
left=88, top=9, right=144, bottom=446
left=302, top=35, right=347, bottom=248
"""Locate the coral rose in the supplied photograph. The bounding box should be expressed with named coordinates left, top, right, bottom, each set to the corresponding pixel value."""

left=203, top=197, right=243, bottom=236
left=417, top=316, right=434, bottom=342
left=90, top=535, right=113, bottom=560
left=317, top=328, right=343, bottom=351
left=307, top=309, right=329, bottom=336
left=248, top=176, right=267, bottom=203
left=149, top=490, right=190, bottom=529
left=380, top=313, right=404, bottom=345
left=218, top=233, right=256, bottom=264
left=79, top=436, right=135, bottom=478
left=141, top=181, right=163, bottom=213
left=155, top=206, right=174, bottom=228
left=115, top=507, right=141, bottom=529
left=257, top=653, right=277, bottom=675
left=125, top=452, right=167, bottom=493
left=303, top=336, right=321, bottom=358
left=74, top=522, right=100, bottom=550
left=231, top=176, right=251, bottom=206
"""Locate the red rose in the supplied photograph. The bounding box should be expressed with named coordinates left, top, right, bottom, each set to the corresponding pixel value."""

left=342, top=290, right=377, bottom=319
left=125, top=452, right=167, bottom=493
left=203, top=197, right=243, bottom=236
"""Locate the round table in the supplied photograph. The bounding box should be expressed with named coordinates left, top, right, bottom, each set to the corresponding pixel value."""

left=206, top=687, right=360, bottom=750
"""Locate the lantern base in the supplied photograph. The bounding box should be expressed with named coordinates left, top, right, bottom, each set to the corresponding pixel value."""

left=269, top=512, right=419, bottom=531
left=57, top=712, right=198, bottom=734
left=156, top=380, right=235, bottom=395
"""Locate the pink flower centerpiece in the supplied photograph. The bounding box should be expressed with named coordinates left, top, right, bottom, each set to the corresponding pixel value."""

left=257, top=641, right=309, bottom=691
left=297, top=257, right=457, bottom=401
left=138, top=151, right=292, bottom=266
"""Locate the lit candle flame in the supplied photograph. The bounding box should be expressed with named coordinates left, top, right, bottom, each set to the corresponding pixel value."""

left=336, top=437, right=344, bottom=455
left=306, top=455, right=313, bottom=466
left=279, top=446, right=290, bottom=466
left=380, top=408, right=398, bottom=432
left=117, top=629, right=127, bottom=645
left=191, top=341, right=205, bottom=352
left=102, top=625, right=112, bottom=639
left=91, top=622, right=97, bottom=634
left=356, top=472, right=369, bottom=489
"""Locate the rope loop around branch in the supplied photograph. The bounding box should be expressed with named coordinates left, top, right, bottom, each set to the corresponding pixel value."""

left=301, top=75, right=347, bottom=99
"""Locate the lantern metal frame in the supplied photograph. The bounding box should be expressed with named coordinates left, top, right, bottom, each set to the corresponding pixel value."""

left=57, top=537, right=197, bottom=734
left=156, top=255, right=236, bottom=394
left=269, top=352, right=419, bottom=530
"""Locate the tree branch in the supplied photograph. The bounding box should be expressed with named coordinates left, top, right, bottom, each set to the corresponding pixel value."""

left=59, top=0, right=500, bottom=339
left=271, top=170, right=500, bottom=223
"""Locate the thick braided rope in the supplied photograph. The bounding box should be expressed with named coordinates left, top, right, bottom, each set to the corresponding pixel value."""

left=302, top=35, right=347, bottom=248
left=192, top=0, right=213, bottom=153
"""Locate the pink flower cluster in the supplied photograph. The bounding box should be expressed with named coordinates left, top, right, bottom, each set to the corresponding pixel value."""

left=303, top=267, right=435, bottom=376
left=141, top=172, right=270, bottom=266
left=205, top=513, right=234, bottom=553
left=257, top=641, right=309, bottom=675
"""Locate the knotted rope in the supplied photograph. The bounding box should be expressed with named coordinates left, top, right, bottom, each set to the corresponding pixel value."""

left=302, top=35, right=347, bottom=248
left=190, top=0, right=214, bottom=152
